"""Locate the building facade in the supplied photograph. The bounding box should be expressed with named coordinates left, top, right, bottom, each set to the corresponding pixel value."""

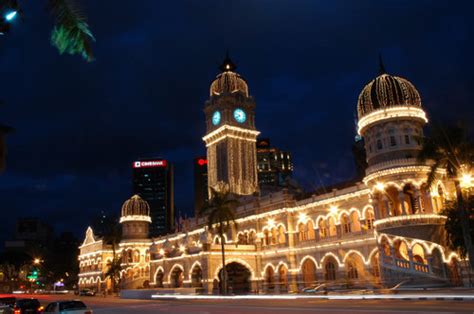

left=132, top=158, right=174, bottom=236
left=257, top=138, right=293, bottom=189
left=78, top=58, right=468, bottom=294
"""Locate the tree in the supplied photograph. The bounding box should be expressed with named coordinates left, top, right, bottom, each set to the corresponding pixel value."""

left=200, top=187, right=239, bottom=295
left=100, top=215, right=122, bottom=293
left=442, top=196, right=474, bottom=259
left=1, top=0, right=95, bottom=61
left=418, top=125, right=474, bottom=270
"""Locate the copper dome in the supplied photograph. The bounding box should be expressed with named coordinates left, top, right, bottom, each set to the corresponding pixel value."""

left=121, top=194, right=150, bottom=217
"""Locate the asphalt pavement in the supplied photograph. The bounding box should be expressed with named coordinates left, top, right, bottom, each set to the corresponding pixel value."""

left=2, top=293, right=474, bottom=314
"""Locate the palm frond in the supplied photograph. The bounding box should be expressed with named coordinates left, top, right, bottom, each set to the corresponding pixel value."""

left=48, top=0, right=95, bottom=61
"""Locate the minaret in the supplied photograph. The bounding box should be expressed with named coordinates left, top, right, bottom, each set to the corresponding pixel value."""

left=202, top=54, right=260, bottom=196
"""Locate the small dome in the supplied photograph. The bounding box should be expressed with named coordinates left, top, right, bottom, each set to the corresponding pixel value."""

left=121, top=194, right=150, bottom=217
left=357, top=72, right=422, bottom=120
left=210, top=54, right=249, bottom=97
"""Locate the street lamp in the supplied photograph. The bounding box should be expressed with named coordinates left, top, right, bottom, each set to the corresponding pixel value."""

left=33, top=258, right=41, bottom=265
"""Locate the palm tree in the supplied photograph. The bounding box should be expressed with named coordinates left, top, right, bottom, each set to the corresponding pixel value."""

left=101, top=216, right=122, bottom=293
left=418, top=125, right=474, bottom=270
left=1, top=0, right=94, bottom=61
left=201, top=187, right=239, bottom=295
left=442, top=196, right=474, bottom=259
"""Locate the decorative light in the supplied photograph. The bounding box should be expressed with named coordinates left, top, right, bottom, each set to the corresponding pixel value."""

left=329, top=206, right=338, bottom=215
left=33, top=258, right=41, bottom=265
left=357, top=106, right=427, bottom=135
left=5, top=11, right=17, bottom=21
left=375, top=182, right=385, bottom=191
left=460, top=172, right=473, bottom=189
left=267, top=218, right=275, bottom=228
left=179, top=245, right=186, bottom=253
left=159, top=249, right=165, bottom=256
left=298, top=213, right=307, bottom=223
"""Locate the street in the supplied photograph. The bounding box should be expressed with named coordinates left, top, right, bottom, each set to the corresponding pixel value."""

left=2, top=294, right=474, bottom=314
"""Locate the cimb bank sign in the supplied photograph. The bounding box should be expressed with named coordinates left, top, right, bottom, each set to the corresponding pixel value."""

left=133, top=160, right=167, bottom=168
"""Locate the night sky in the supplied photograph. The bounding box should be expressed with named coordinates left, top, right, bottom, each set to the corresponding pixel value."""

left=0, top=1, right=473, bottom=243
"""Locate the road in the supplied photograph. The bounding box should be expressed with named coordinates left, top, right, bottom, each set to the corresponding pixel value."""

left=2, top=294, right=474, bottom=314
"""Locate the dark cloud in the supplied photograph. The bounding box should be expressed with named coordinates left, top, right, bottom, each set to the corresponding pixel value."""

left=1, top=0, right=473, bottom=241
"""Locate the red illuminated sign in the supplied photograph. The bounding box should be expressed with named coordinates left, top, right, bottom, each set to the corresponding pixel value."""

left=133, top=160, right=167, bottom=168
left=197, top=158, right=208, bottom=166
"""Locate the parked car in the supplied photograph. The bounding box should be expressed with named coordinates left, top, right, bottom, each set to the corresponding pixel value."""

left=301, top=283, right=329, bottom=294
left=12, top=298, right=43, bottom=314
left=78, top=289, right=95, bottom=297
left=43, top=301, right=91, bottom=314
left=0, top=297, right=16, bottom=314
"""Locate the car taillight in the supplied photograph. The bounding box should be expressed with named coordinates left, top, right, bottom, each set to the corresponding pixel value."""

left=38, top=305, right=45, bottom=312
left=13, top=308, right=21, bottom=314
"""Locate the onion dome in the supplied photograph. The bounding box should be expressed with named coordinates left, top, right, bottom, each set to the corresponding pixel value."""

left=121, top=194, right=150, bottom=217
left=210, top=53, right=249, bottom=97
left=357, top=58, right=422, bottom=120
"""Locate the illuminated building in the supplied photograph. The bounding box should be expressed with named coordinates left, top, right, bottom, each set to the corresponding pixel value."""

left=78, top=58, right=468, bottom=294
left=133, top=159, right=174, bottom=236
left=256, top=138, right=293, bottom=190
left=193, top=157, right=209, bottom=218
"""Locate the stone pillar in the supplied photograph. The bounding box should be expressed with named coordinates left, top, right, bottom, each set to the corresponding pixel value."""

left=372, top=199, right=381, bottom=220
left=286, top=213, right=298, bottom=293
left=414, top=189, right=422, bottom=213
left=383, top=196, right=391, bottom=217
left=398, top=192, right=407, bottom=215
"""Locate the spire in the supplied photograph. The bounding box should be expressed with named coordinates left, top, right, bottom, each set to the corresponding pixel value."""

left=378, top=53, right=386, bottom=75
left=219, top=50, right=236, bottom=72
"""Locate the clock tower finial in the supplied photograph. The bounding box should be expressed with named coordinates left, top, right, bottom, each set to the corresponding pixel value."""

left=219, top=50, right=237, bottom=72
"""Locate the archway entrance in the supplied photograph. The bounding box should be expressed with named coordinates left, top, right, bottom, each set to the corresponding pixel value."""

left=218, top=262, right=251, bottom=294
left=170, top=267, right=183, bottom=288
left=155, top=269, right=164, bottom=287
left=191, top=265, right=203, bottom=288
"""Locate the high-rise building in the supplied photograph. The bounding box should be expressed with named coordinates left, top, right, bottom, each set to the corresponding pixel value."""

left=193, top=156, right=209, bottom=218
left=256, top=138, right=293, bottom=188
left=202, top=54, right=260, bottom=196
left=132, top=159, right=174, bottom=236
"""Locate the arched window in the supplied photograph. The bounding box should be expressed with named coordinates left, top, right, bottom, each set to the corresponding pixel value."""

left=341, top=214, right=351, bottom=234
left=248, top=231, right=256, bottom=245
left=264, top=230, right=270, bottom=246
left=394, top=240, right=409, bottom=260
left=265, top=267, right=275, bottom=291
left=271, top=227, right=278, bottom=244
left=298, top=223, right=307, bottom=241
left=307, top=220, right=315, bottom=240
left=328, top=217, right=337, bottom=237
left=412, top=244, right=426, bottom=264
left=278, top=264, right=288, bottom=292
left=324, top=259, right=337, bottom=281
left=350, top=211, right=361, bottom=232
left=318, top=219, right=327, bottom=239
left=278, top=225, right=286, bottom=243
left=381, top=237, right=391, bottom=256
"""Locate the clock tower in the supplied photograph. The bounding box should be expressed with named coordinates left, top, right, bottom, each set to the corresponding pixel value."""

left=202, top=55, right=260, bottom=196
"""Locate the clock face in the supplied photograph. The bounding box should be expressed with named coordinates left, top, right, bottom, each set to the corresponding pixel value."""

left=233, top=108, right=246, bottom=123
left=212, top=111, right=221, bottom=125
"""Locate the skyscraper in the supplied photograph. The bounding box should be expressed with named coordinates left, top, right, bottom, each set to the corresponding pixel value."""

left=193, top=156, right=209, bottom=218
left=202, top=54, right=260, bottom=196
left=132, top=158, right=174, bottom=236
left=256, top=138, right=293, bottom=188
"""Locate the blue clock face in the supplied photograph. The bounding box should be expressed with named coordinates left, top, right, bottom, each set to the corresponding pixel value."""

left=212, top=111, right=221, bottom=125
left=233, top=108, right=246, bottom=123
